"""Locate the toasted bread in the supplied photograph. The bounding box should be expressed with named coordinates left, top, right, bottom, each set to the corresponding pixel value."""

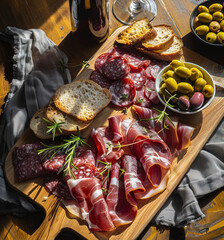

left=30, top=106, right=62, bottom=139
left=46, top=99, right=92, bottom=133
left=53, top=79, right=111, bottom=122
left=140, top=24, right=174, bottom=50
left=137, top=35, right=183, bottom=61
left=116, top=18, right=157, bottom=45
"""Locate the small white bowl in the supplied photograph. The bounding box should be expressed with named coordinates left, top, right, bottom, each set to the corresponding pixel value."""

left=155, top=62, right=216, bottom=114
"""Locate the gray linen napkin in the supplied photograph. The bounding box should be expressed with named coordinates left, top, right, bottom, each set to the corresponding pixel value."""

left=152, top=119, right=224, bottom=226
left=0, top=27, right=71, bottom=216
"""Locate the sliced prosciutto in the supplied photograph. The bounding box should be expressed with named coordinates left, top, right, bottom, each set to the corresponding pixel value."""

left=106, top=163, right=137, bottom=226
left=122, top=155, right=145, bottom=205
left=126, top=121, right=172, bottom=198
left=177, top=122, right=195, bottom=151
left=67, top=178, right=115, bottom=231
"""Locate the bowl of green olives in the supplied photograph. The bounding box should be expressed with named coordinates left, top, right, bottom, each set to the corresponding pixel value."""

left=190, top=0, right=224, bottom=46
left=155, top=60, right=216, bottom=114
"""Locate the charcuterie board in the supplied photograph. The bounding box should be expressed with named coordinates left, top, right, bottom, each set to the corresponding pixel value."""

left=4, top=27, right=224, bottom=240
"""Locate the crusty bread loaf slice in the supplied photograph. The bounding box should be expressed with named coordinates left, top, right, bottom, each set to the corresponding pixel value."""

left=53, top=79, right=111, bottom=121
left=46, top=99, right=92, bottom=133
left=137, top=35, right=183, bottom=61
left=116, top=18, right=157, bottom=45
left=30, top=106, right=62, bottom=139
left=140, top=25, right=174, bottom=50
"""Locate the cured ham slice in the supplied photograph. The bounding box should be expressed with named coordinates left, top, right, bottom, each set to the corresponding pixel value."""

left=122, top=155, right=145, bottom=205
left=67, top=178, right=115, bottom=231
left=177, top=122, right=195, bottom=151
left=127, top=121, right=172, bottom=188
left=133, top=105, right=179, bottom=152
left=106, top=163, right=137, bottom=226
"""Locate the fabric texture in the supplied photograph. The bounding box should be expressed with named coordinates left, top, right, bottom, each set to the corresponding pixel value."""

left=0, top=26, right=224, bottom=228
left=0, top=26, right=71, bottom=216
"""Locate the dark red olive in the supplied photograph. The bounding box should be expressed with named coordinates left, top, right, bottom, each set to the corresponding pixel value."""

left=177, top=96, right=190, bottom=111
left=190, top=92, right=204, bottom=110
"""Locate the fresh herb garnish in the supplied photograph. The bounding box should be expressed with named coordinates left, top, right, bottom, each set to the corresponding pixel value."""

left=136, top=98, right=143, bottom=103
left=119, top=168, right=126, bottom=177
left=38, top=128, right=90, bottom=179
left=43, top=118, right=64, bottom=141
left=98, top=160, right=112, bottom=179
left=122, top=107, right=128, bottom=115
left=146, top=87, right=154, bottom=92
left=141, top=94, right=176, bottom=129
left=58, top=58, right=92, bottom=73
left=120, top=93, right=128, bottom=101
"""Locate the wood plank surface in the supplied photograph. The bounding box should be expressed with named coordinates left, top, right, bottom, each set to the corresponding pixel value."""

left=1, top=0, right=224, bottom=240
left=4, top=25, right=224, bottom=240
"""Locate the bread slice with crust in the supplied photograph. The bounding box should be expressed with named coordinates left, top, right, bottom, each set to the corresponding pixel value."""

left=140, top=24, right=174, bottom=50
left=46, top=99, right=92, bottom=134
left=30, top=106, right=62, bottom=139
left=116, top=17, right=157, bottom=45
left=137, top=35, right=183, bottom=61
left=53, top=79, right=111, bottom=122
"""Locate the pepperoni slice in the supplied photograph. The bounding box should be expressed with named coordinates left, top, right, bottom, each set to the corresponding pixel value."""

left=90, top=70, right=112, bottom=89
left=95, top=53, right=114, bottom=71
left=124, top=69, right=147, bottom=90
left=101, top=56, right=130, bottom=80
left=109, top=78, right=136, bottom=107
left=144, top=80, right=160, bottom=104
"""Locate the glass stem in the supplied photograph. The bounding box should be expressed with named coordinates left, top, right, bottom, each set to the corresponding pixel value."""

left=129, top=0, right=142, bottom=14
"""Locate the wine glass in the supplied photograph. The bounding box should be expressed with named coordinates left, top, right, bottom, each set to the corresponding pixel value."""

left=112, top=0, right=157, bottom=25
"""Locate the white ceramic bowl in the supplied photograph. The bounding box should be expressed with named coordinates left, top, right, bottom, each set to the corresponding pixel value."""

left=155, top=62, right=216, bottom=114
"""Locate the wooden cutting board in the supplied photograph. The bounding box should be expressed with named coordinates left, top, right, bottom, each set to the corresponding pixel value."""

left=4, top=27, right=224, bottom=240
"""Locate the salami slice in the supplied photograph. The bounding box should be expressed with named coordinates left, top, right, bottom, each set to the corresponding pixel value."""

left=43, top=154, right=66, bottom=172
left=95, top=53, right=114, bottom=71
left=145, top=61, right=167, bottom=81
left=90, top=70, right=112, bottom=89
left=133, top=88, right=152, bottom=108
left=101, top=56, right=130, bottom=80
left=124, top=69, right=147, bottom=90
left=12, top=143, right=47, bottom=182
left=44, top=174, right=73, bottom=200
left=144, top=80, right=159, bottom=104
left=109, top=78, right=136, bottom=107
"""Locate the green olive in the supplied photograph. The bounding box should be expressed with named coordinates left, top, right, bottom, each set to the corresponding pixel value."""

left=202, top=84, right=214, bottom=98
left=177, top=82, right=194, bottom=94
left=217, top=32, right=224, bottom=44
left=170, top=60, right=185, bottom=70
left=165, top=77, right=178, bottom=93
left=193, top=17, right=201, bottom=29
left=194, top=78, right=207, bottom=91
left=209, top=3, right=223, bottom=13
left=159, top=83, right=170, bottom=99
left=190, top=67, right=203, bottom=81
left=162, top=70, right=181, bottom=83
left=198, top=5, right=209, bottom=13
left=206, top=32, right=217, bottom=43
left=209, top=21, right=220, bottom=32
left=175, top=66, right=192, bottom=79
left=197, top=12, right=213, bottom=24
left=195, top=25, right=210, bottom=36
left=220, top=20, right=224, bottom=31
left=213, top=11, right=224, bottom=22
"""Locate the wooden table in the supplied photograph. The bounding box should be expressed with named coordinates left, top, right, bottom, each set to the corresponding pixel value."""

left=0, top=0, right=224, bottom=239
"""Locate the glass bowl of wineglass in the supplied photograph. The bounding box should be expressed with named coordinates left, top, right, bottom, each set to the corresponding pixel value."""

left=112, top=0, right=157, bottom=25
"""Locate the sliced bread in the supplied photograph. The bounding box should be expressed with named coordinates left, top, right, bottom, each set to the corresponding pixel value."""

left=116, top=17, right=157, bottom=45
left=30, top=106, right=62, bottom=139
left=140, top=24, right=174, bottom=50
left=53, top=79, right=111, bottom=121
left=46, top=99, right=92, bottom=133
left=137, top=35, right=183, bottom=61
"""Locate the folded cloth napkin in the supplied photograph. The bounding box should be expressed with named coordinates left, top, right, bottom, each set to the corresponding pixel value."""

left=0, top=26, right=224, bottom=229
left=0, top=26, right=71, bottom=216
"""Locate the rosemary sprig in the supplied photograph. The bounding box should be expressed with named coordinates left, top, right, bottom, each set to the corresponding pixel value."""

left=146, top=87, right=154, bottom=92
left=58, top=58, right=92, bottom=73
left=141, top=94, right=176, bottom=129
left=136, top=98, right=143, bottom=103
left=38, top=128, right=90, bottom=179
left=98, top=160, right=112, bottom=180
left=119, top=168, right=126, bottom=177
left=43, top=118, right=64, bottom=141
